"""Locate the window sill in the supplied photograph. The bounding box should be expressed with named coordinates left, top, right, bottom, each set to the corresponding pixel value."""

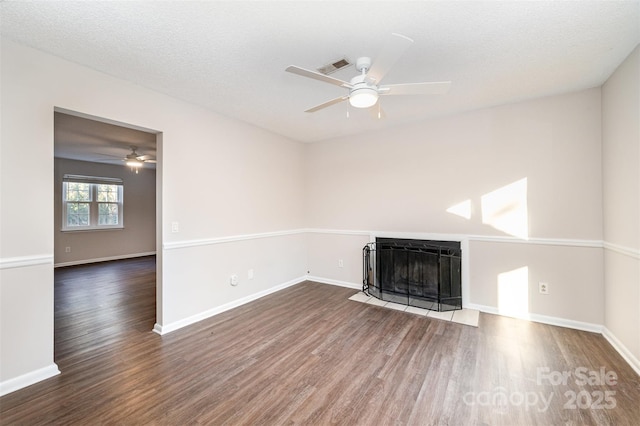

left=61, top=227, right=124, bottom=233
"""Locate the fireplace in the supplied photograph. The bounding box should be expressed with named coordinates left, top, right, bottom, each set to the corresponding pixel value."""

left=362, top=238, right=462, bottom=312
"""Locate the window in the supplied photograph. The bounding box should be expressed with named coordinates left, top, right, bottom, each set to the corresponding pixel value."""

left=62, top=175, right=123, bottom=231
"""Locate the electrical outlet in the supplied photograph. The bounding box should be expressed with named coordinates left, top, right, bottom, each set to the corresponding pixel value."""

left=65, top=246, right=71, bottom=253
left=338, top=259, right=344, bottom=268
left=171, top=222, right=179, bottom=233
left=230, top=274, right=239, bottom=286
left=539, top=282, right=549, bottom=295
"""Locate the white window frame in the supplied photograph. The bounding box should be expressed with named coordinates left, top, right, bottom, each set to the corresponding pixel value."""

left=62, top=174, right=124, bottom=231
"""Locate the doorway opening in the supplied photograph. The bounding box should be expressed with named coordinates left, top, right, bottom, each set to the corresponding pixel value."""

left=53, top=108, right=162, bottom=367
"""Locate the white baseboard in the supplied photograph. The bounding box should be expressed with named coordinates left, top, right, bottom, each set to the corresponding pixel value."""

left=153, top=275, right=307, bottom=335
left=54, top=251, right=156, bottom=268
left=151, top=273, right=638, bottom=380
left=465, top=302, right=603, bottom=333
left=602, top=327, right=640, bottom=377
left=0, top=363, right=60, bottom=397
left=306, top=275, right=361, bottom=290
left=305, top=281, right=607, bottom=336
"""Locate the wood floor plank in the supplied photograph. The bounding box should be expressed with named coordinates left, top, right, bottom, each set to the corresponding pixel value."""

left=1, top=256, right=639, bottom=425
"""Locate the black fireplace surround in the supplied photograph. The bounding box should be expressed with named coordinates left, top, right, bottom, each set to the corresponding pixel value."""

left=362, top=238, right=462, bottom=312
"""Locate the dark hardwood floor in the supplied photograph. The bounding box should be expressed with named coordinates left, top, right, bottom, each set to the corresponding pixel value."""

left=1, top=256, right=639, bottom=425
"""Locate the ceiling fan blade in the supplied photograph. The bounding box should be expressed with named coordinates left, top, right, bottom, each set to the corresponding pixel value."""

left=366, top=33, right=414, bottom=84
left=380, top=81, right=452, bottom=96
left=136, top=155, right=155, bottom=161
left=305, top=96, right=349, bottom=113
left=286, top=65, right=352, bottom=88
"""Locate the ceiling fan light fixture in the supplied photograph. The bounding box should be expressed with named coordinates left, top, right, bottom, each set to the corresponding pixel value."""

left=126, top=159, right=143, bottom=168
left=349, top=87, right=378, bottom=108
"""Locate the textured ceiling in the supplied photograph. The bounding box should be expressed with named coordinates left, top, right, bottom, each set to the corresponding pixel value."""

left=2, top=1, right=639, bottom=148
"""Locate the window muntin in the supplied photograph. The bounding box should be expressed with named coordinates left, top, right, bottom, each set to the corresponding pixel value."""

left=98, top=201, right=119, bottom=225
left=66, top=182, right=91, bottom=202
left=65, top=182, right=91, bottom=227
left=62, top=176, right=123, bottom=231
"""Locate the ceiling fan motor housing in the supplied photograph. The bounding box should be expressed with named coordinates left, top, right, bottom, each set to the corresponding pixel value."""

left=355, top=56, right=372, bottom=72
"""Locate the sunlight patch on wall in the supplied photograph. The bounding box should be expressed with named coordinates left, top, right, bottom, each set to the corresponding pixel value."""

left=497, top=266, right=529, bottom=318
left=446, top=199, right=472, bottom=220
left=481, top=178, right=528, bottom=239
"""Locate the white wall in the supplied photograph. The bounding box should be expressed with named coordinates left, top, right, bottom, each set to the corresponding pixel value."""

left=469, top=241, right=603, bottom=326
left=0, top=38, right=306, bottom=393
left=602, top=45, right=640, bottom=372
left=162, top=232, right=307, bottom=330
left=306, top=232, right=371, bottom=287
left=2, top=35, right=638, bottom=395
left=305, top=89, right=604, bottom=327
left=54, top=158, right=156, bottom=266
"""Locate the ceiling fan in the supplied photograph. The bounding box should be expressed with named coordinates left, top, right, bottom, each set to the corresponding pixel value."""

left=286, top=33, right=451, bottom=115
left=124, top=146, right=155, bottom=170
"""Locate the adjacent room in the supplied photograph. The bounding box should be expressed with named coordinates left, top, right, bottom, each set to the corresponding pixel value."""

left=1, top=1, right=638, bottom=424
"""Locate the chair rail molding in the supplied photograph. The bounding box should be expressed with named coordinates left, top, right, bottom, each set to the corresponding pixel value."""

left=0, top=254, right=53, bottom=270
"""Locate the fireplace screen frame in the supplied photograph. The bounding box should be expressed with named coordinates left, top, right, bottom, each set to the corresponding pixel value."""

left=362, top=238, right=462, bottom=312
